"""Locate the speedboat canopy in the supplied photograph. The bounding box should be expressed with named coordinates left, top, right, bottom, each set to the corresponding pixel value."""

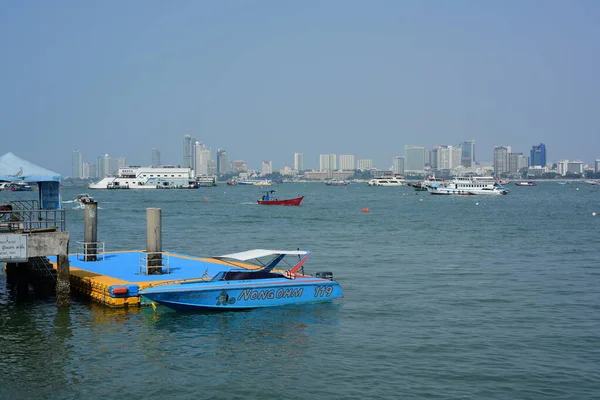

left=214, top=249, right=308, bottom=261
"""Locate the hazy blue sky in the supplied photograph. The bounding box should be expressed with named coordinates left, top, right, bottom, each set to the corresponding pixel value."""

left=1, top=1, right=599, bottom=174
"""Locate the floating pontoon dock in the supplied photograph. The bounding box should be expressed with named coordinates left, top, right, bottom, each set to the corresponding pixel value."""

left=52, top=250, right=259, bottom=308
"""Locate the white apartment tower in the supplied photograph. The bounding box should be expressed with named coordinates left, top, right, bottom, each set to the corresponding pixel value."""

left=152, top=148, right=161, bottom=168
left=194, top=141, right=212, bottom=176
left=72, top=150, right=83, bottom=179
left=357, top=159, right=373, bottom=170
left=262, top=161, right=273, bottom=175
left=294, top=152, right=304, bottom=171
left=493, top=146, right=512, bottom=175
left=339, top=155, right=355, bottom=171
left=319, top=154, right=337, bottom=172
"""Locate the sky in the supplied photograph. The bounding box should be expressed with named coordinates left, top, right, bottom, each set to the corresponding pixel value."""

left=1, top=0, right=599, bottom=175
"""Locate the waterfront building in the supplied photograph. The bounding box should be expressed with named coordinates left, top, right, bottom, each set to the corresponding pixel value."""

left=557, top=160, right=584, bottom=176
left=392, top=157, right=405, bottom=175
left=232, top=160, right=248, bottom=172
left=424, top=148, right=431, bottom=167
left=339, top=155, right=355, bottom=171
left=430, top=145, right=460, bottom=171
left=96, top=154, right=107, bottom=178
left=595, top=159, right=600, bottom=173
left=262, top=161, right=273, bottom=175
left=217, top=149, right=230, bottom=176
left=194, top=141, right=212, bottom=176
left=530, top=143, right=547, bottom=167
left=72, top=150, right=83, bottom=179
left=183, top=135, right=194, bottom=169
left=319, top=154, right=336, bottom=172
left=279, top=166, right=298, bottom=177
left=404, top=145, right=425, bottom=173
left=108, top=157, right=120, bottom=176
left=82, top=162, right=91, bottom=179
left=304, top=171, right=328, bottom=180
left=508, top=153, right=529, bottom=175
left=493, top=146, right=511, bottom=176
left=460, top=140, right=476, bottom=167
left=294, top=152, right=304, bottom=171
left=357, top=159, right=373, bottom=171
left=152, top=148, right=161, bottom=168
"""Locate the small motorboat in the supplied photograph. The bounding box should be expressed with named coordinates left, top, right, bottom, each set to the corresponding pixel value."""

left=75, top=193, right=95, bottom=204
left=257, top=190, right=304, bottom=206
left=515, top=181, right=537, bottom=187
left=139, top=249, right=342, bottom=311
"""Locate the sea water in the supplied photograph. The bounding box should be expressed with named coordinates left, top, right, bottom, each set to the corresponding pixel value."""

left=1, top=182, right=599, bottom=399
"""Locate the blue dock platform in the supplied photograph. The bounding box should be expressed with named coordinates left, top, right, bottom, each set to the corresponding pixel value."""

left=51, top=250, right=257, bottom=307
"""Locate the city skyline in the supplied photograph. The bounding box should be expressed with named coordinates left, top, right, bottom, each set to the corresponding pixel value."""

left=3, top=2, right=600, bottom=175
left=70, top=136, right=598, bottom=179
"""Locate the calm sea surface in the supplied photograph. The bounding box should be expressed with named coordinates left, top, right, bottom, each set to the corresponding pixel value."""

left=1, top=182, right=599, bottom=399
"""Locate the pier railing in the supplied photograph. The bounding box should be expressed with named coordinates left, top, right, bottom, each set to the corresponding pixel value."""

left=0, top=200, right=66, bottom=233
left=139, top=251, right=171, bottom=275
left=76, top=241, right=106, bottom=261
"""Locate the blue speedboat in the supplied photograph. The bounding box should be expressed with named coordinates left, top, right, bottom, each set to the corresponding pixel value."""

left=139, top=249, right=342, bottom=311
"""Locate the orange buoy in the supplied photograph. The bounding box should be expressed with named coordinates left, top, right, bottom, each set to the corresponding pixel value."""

left=112, top=287, right=128, bottom=295
left=203, top=197, right=209, bottom=201
left=361, top=207, right=370, bottom=213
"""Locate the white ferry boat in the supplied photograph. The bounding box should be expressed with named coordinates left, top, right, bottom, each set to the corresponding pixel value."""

left=367, top=177, right=405, bottom=187
left=427, top=176, right=508, bottom=196
left=89, top=166, right=199, bottom=190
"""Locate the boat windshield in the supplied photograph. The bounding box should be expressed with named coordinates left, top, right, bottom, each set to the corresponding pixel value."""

left=220, top=270, right=282, bottom=281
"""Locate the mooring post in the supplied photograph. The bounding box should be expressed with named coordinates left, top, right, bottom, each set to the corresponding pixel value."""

left=84, top=201, right=98, bottom=261
left=56, top=253, right=70, bottom=307
left=146, top=208, right=162, bottom=274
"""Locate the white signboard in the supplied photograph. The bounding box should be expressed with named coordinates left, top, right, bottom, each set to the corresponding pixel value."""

left=0, top=234, right=28, bottom=262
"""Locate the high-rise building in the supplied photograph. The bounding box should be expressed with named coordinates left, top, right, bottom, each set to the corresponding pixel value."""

left=183, top=135, right=194, bottom=168
left=294, top=153, right=304, bottom=171
left=217, top=149, right=230, bottom=176
left=339, top=155, right=355, bottom=171
left=404, top=145, right=425, bottom=173
left=430, top=145, right=459, bottom=171
left=82, top=162, right=91, bottom=179
left=530, top=143, right=546, bottom=167
left=460, top=140, right=476, bottom=167
left=194, top=141, right=212, bottom=176
left=96, top=154, right=110, bottom=178
left=117, top=157, right=127, bottom=169
left=557, top=160, right=583, bottom=176
left=357, top=159, right=373, bottom=170
left=152, top=148, right=161, bottom=168
left=262, top=161, right=273, bottom=175
left=319, top=154, right=336, bottom=172
left=72, top=150, right=83, bottom=179
left=595, top=159, right=600, bottom=173
left=232, top=160, right=248, bottom=172
left=508, top=153, right=529, bottom=174
left=392, top=157, right=405, bottom=175
left=493, top=146, right=512, bottom=175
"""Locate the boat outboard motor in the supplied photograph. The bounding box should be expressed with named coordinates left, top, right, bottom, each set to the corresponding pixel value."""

left=315, top=272, right=334, bottom=280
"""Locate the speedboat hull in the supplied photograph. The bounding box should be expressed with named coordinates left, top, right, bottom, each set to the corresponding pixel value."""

left=257, top=196, right=304, bottom=206
left=140, top=277, right=342, bottom=311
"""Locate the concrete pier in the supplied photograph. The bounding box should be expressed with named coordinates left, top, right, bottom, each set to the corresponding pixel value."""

left=145, top=208, right=162, bottom=275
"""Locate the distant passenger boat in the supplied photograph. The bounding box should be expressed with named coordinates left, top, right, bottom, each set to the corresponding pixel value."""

left=325, top=179, right=348, bottom=186
left=89, top=166, right=200, bottom=190
left=367, top=177, right=405, bottom=186
left=427, top=176, right=509, bottom=196
left=515, top=181, right=537, bottom=187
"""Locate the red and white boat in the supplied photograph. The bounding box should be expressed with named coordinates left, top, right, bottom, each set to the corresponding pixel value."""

left=257, top=190, right=304, bottom=206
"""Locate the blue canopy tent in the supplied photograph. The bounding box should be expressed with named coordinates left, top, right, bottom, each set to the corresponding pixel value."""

left=0, top=152, right=62, bottom=210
